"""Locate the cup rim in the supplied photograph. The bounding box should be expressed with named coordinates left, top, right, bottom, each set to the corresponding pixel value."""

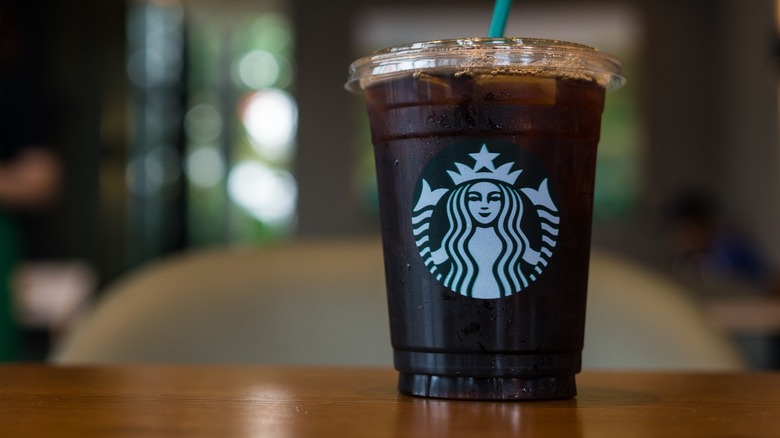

left=345, top=37, right=625, bottom=93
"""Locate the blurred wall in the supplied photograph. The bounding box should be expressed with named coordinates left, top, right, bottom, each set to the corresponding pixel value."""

left=6, top=1, right=127, bottom=286
left=293, top=0, right=372, bottom=236
left=51, top=1, right=129, bottom=285
left=640, top=0, right=779, bottom=264
left=12, top=0, right=779, bottom=286
left=294, top=0, right=780, bottom=268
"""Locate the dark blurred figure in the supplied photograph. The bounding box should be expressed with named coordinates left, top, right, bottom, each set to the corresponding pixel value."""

left=668, top=192, right=778, bottom=296
left=0, top=1, right=61, bottom=360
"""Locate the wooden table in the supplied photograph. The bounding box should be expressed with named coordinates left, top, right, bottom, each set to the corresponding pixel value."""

left=0, top=365, right=778, bottom=437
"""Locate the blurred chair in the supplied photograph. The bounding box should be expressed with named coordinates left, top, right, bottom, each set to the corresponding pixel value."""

left=52, top=239, right=391, bottom=365
left=583, top=250, right=744, bottom=369
left=51, top=238, right=745, bottom=369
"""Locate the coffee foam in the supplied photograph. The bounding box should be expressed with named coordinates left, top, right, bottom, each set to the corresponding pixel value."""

left=406, top=50, right=600, bottom=84
left=458, top=67, right=596, bottom=84
left=412, top=67, right=596, bottom=86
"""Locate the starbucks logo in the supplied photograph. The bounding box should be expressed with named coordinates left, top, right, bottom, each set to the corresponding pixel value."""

left=412, top=141, right=559, bottom=299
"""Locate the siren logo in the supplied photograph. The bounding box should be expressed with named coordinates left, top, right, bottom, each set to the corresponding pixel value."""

left=412, top=141, right=560, bottom=299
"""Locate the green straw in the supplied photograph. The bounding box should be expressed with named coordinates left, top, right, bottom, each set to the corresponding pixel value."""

left=487, top=0, right=513, bottom=37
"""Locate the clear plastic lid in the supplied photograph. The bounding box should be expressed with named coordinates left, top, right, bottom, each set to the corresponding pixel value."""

left=346, top=37, right=624, bottom=93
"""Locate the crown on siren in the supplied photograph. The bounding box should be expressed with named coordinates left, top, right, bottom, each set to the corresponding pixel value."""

left=447, top=144, right=522, bottom=185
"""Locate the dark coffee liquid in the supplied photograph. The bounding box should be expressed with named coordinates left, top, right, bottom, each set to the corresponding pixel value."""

left=364, top=71, right=606, bottom=400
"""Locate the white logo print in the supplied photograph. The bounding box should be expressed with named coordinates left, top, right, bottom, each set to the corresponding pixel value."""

left=412, top=143, right=559, bottom=299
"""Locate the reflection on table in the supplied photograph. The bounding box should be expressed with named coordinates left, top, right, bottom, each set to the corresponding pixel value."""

left=0, top=366, right=778, bottom=437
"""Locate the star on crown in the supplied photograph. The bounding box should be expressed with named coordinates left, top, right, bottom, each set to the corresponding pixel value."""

left=447, top=145, right=522, bottom=185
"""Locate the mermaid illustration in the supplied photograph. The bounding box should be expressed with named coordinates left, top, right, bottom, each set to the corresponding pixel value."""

left=412, top=144, right=559, bottom=299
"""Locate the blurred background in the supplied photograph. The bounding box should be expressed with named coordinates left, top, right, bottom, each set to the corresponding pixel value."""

left=1, top=0, right=779, bottom=366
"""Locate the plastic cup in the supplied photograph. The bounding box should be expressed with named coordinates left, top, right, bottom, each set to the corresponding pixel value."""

left=346, top=38, right=623, bottom=400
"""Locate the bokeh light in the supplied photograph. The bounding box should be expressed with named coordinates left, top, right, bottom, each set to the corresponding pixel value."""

left=237, top=50, right=280, bottom=89
left=185, top=103, right=223, bottom=143
left=127, top=144, right=182, bottom=197
left=126, top=4, right=184, bottom=88
left=240, top=89, right=297, bottom=161
left=227, top=161, right=297, bottom=225
left=186, top=146, right=224, bottom=189
left=251, top=13, right=293, bottom=52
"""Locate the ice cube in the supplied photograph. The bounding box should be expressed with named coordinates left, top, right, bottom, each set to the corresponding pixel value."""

left=474, top=74, right=557, bottom=106
left=412, top=72, right=456, bottom=103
